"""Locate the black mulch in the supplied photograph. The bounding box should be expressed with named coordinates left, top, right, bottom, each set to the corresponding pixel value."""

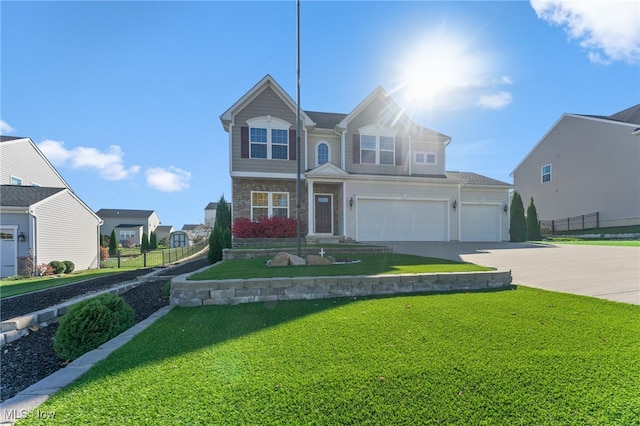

left=0, top=257, right=210, bottom=402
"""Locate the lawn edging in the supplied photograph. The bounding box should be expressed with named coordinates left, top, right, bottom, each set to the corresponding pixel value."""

left=170, top=269, right=513, bottom=307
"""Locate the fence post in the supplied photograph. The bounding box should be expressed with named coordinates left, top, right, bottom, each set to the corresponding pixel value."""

left=551, top=220, right=555, bottom=235
left=117, top=250, right=121, bottom=268
left=596, top=212, right=599, bottom=229
left=144, top=251, right=147, bottom=268
left=162, top=250, right=165, bottom=266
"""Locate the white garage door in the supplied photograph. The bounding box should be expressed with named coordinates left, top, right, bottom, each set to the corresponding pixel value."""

left=461, top=204, right=501, bottom=242
left=358, top=199, right=448, bottom=241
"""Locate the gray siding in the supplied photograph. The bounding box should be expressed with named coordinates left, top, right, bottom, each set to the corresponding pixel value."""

left=0, top=139, right=68, bottom=187
left=513, top=116, right=640, bottom=223
left=32, top=191, right=100, bottom=270
left=308, top=132, right=341, bottom=169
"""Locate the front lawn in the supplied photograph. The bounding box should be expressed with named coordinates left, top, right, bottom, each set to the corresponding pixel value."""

left=21, top=287, right=640, bottom=425
left=541, top=238, right=640, bottom=247
left=190, top=252, right=493, bottom=280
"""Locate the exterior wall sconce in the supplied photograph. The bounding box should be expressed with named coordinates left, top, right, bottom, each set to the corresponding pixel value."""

left=349, top=196, right=354, bottom=210
left=18, top=232, right=26, bottom=242
left=503, top=204, right=508, bottom=213
left=452, top=200, right=457, bottom=211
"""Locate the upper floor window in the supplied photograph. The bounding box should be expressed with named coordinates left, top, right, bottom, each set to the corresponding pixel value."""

left=119, top=230, right=136, bottom=239
left=414, top=151, right=436, bottom=165
left=541, top=164, right=552, bottom=183
left=317, top=142, right=329, bottom=166
left=359, top=125, right=396, bottom=165
left=10, top=176, right=22, bottom=185
left=247, top=116, right=290, bottom=160
left=251, top=191, right=289, bottom=220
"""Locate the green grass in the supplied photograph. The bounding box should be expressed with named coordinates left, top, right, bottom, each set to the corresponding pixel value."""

left=541, top=238, right=640, bottom=247
left=190, top=252, right=492, bottom=280
left=548, top=225, right=640, bottom=237
left=0, top=268, right=138, bottom=299
left=20, top=287, right=640, bottom=425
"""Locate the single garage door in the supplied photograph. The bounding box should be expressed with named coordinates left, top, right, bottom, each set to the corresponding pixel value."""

left=460, top=204, right=501, bottom=242
left=358, top=199, right=448, bottom=241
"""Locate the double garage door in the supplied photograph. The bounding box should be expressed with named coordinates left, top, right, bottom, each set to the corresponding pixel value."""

left=357, top=200, right=502, bottom=242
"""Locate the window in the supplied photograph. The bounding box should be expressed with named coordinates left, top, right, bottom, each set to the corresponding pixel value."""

left=119, top=230, right=136, bottom=239
left=358, top=125, right=396, bottom=165
left=541, top=164, right=552, bottom=183
left=414, top=151, right=436, bottom=165
left=247, top=116, right=290, bottom=160
left=10, top=176, right=22, bottom=185
left=317, top=142, right=329, bottom=165
left=251, top=191, right=289, bottom=220
left=31, top=182, right=41, bottom=187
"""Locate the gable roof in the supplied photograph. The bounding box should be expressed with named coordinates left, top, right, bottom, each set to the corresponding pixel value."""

left=0, top=135, right=26, bottom=143
left=0, top=185, right=65, bottom=207
left=445, top=171, right=512, bottom=187
left=96, top=208, right=155, bottom=219
left=305, top=111, right=348, bottom=130
left=156, top=225, right=174, bottom=232
left=205, top=202, right=218, bottom=210
left=608, top=104, right=640, bottom=124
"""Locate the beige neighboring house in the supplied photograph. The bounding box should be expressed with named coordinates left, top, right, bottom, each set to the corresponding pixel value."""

left=96, top=209, right=161, bottom=247
left=181, top=224, right=209, bottom=239
left=511, top=104, right=640, bottom=227
left=220, top=74, right=512, bottom=242
left=204, top=202, right=217, bottom=227
left=0, top=136, right=102, bottom=277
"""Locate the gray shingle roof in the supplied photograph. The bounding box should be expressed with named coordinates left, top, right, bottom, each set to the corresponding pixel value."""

left=96, top=208, right=155, bottom=218
left=445, top=171, right=512, bottom=186
left=608, top=104, right=640, bottom=124
left=0, top=136, right=26, bottom=143
left=305, top=111, right=348, bottom=129
left=205, top=202, right=218, bottom=210
left=0, top=185, right=65, bottom=207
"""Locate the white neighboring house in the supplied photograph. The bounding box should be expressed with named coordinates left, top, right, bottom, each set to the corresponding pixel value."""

left=204, top=202, right=217, bottom=227
left=96, top=209, right=161, bottom=247
left=155, top=225, right=174, bottom=245
left=511, top=104, right=640, bottom=227
left=0, top=136, right=102, bottom=277
left=181, top=224, right=209, bottom=240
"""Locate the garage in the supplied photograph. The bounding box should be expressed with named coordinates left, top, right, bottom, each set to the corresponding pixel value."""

left=357, top=199, right=448, bottom=241
left=460, top=204, right=501, bottom=242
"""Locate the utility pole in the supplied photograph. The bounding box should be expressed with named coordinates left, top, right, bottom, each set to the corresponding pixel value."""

left=295, top=0, right=302, bottom=257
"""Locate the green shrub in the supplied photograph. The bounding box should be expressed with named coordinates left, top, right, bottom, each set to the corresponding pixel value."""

left=54, top=293, right=134, bottom=361
left=526, top=197, right=541, bottom=241
left=49, top=260, right=67, bottom=274
left=509, top=191, right=527, bottom=242
left=63, top=260, right=75, bottom=273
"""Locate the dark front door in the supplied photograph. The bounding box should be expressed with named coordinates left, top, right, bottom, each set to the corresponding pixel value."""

left=314, top=195, right=332, bottom=234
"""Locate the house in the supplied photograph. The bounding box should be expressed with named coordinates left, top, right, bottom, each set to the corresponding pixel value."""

left=204, top=202, right=217, bottom=227
left=0, top=136, right=102, bottom=277
left=219, top=75, right=512, bottom=242
left=181, top=224, right=209, bottom=239
left=96, top=209, right=161, bottom=247
left=511, top=104, right=640, bottom=228
left=155, top=225, right=175, bottom=245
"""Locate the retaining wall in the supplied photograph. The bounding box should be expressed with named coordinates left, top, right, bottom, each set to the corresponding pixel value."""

left=223, top=245, right=391, bottom=261
left=170, top=269, right=513, bottom=307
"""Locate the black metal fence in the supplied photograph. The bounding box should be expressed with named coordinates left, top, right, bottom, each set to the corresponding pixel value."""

left=102, top=239, right=208, bottom=269
left=539, top=212, right=599, bottom=235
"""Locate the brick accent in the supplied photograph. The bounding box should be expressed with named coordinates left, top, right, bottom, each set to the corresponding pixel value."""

left=232, top=178, right=307, bottom=221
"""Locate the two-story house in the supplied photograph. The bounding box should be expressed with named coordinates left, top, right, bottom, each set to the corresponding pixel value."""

left=96, top=209, right=161, bottom=247
left=220, top=75, right=512, bottom=243
left=0, top=136, right=103, bottom=277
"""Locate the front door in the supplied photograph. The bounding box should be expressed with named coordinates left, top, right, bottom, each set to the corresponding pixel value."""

left=0, top=229, right=17, bottom=278
left=314, top=195, right=332, bottom=234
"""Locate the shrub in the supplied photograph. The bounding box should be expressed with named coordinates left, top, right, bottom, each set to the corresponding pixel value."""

left=63, top=260, right=75, bottom=274
left=54, top=293, right=134, bottom=361
left=109, top=229, right=118, bottom=256
left=208, top=195, right=232, bottom=264
left=36, top=263, right=53, bottom=276
left=526, top=197, right=541, bottom=241
left=49, top=260, right=67, bottom=274
left=141, top=232, right=149, bottom=251
left=100, top=247, right=110, bottom=261
left=509, top=191, right=527, bottom=242
left=232, top=217, right=305, bottom=238
left=150, top=231, right=158, bottom=250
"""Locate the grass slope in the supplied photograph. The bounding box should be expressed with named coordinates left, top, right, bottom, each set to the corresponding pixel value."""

left=21, top=288, right=640, bottom=425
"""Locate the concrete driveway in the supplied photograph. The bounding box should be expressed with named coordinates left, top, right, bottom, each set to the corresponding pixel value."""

left=384, top=241, right=640, bottom=305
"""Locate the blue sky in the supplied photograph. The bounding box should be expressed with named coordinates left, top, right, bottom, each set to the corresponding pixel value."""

left=2, top=1, right=638, bottom=230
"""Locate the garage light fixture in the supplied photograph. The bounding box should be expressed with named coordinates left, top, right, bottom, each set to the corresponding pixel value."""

left=452, top=200, right=457, bottom=211
left=349, top=196, right=354, bottom=209
left=503, top=204, right=508, bottom=213
left=18, top=232, right=26, bottom=242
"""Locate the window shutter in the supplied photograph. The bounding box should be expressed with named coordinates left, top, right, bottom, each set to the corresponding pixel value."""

left=395, top=137, right=403, bottom=166
left=289, top=129, right=296, bottom=161
left=352, top=134, right=360, bottom=164
left=241, top=127, right=249, bottom=158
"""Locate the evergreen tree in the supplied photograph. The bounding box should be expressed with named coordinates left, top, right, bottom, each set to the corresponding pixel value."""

left=509, top=191, right=527, bottom=242
left=526, top=197, right=541, bottom=241
left=109, top=229, right=118, bottom=256
left=99, top=233, right=105, bottom=248
left=141, top=232, right=149, bottom=251
left=208, top=195, right=232, bottom=264
left=150, top=231, right=158, bottom=250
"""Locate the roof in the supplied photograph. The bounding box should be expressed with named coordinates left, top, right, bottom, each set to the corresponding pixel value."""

left=115, top=224, right=144, bottom=229
left=0, top=136, right=27, bottom=143
left=205, top=202, right=218, bottom=210
left=96, top=208, right=155, bottom=219
left=305, top=111, right=348, bottom=129
left=182, top=224, right=205, bottom=231
left=608, top=104, right=640, bottom=124
left=0, top=185, right=66, bottom=207
left=445, top=171, right=512, bottom=187
left=156, top=225, right=174, bottom=232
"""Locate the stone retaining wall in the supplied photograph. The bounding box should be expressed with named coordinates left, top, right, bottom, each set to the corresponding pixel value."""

left=170, top=270, right=513, bottom=307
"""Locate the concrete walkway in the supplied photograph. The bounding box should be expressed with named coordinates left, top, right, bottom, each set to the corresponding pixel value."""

left=386, top=241, right=640, bottom=305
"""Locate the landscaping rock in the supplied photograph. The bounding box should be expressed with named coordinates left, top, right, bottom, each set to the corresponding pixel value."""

left=289, top=254, right=306, bottom=266
left=269, top=252, right=291, bottom=267
left=306, top=254, right=332, bottom=266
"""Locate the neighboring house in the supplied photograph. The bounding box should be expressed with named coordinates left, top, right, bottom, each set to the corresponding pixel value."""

left=181, top=224, right=209, bottom=239
left=96, top=209, right=161, bottom=247
left=155, top=225, right=174, bottom=245
left=0, top=136, right=102, bottom=277
left=219, top=75, right=512, bottom=242
left=511, top=104, right=640, bottom=227
left=204, top=202, right=217, bottom=227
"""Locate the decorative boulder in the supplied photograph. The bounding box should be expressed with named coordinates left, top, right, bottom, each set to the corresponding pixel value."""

left=269, top=252, right=291, bottom=267
left=289, top=254, right=306, bottom=266
left=306, top=254, right=332, bottom=266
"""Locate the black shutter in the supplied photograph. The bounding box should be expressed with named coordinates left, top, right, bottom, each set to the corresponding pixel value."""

left=395, top=137, right=403, bottom=166
left=289, top=129, right=296, bottom=161
left=352, top=134, right=360, bottom=164
left=241, top=127, right=249, bottom=158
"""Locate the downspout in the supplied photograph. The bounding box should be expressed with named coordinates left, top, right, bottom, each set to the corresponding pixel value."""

left=97, top=219, right=104, bottom=269
left=28, top=208, right=37, bottom=274
left=457, top=183, right=462, bottom=241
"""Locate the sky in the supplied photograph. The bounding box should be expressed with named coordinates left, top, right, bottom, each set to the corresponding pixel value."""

left=2, top=0, right=639, bottom=230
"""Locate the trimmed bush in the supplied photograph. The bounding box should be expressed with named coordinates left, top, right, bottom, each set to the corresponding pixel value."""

left=49, top=260, right=67, bottom=274
left=63, top=260, right=75, bottom=273
left=509, top=191, right=527, bottom=242
left=208, top=195, right=232, bottom=264
left=526, top=197, right=541, bottom=241
left=54, top=293, right=134, bottom=361
left=232, top=217, right=305, bottom=238
left=109, top=229, right=118, bottom=256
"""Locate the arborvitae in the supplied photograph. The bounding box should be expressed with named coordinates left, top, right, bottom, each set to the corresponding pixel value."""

left=208, top=195, right=232, bottom=264
left=99, top=233, right=105, bottom=248
left=526, top=197, right=541, bottom=241
left=109, top=229, right=118, bottom=256
left=141, top=232, right=149, bottom=251
left=150, top=231, right=158, bottom=250
left=509, top=191, right=527, bottom=242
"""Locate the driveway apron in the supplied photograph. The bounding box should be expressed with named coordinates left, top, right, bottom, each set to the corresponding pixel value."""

left=385, top=242, right=640, bottom=305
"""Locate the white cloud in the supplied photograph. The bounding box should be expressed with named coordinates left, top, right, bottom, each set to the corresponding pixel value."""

left=37, top=139, right=140, bottom=180
left=145, top=166, right=191, bottom=192
left=477, top=91, right=513, bottom=110
left=531, top=0, right=640, bottom=64
left=0, top=120, right=15, bottom=134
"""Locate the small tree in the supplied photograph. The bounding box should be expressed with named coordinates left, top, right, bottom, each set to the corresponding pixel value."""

left=99, top=233, right=105, bottom=248
left=141, top=232, right=149, bottom=251
left=109, top=229, right=118, bottom=256
left=509, top=191, right=527, bottom=242
left=208, top=195, right=232, bottom=264
left=150, top=231, right=158, bottom=250
left=526, top=197, right=541, bottom=241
